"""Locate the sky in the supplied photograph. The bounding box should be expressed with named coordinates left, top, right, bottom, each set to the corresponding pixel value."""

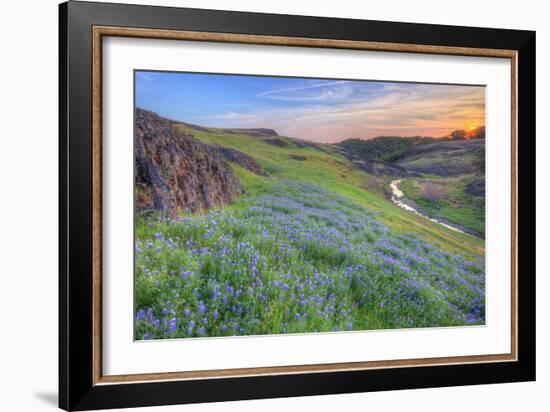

left=135, top=71, right=485, bottom=143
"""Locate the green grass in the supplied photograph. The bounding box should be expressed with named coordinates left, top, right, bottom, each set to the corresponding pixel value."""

left=336, top=136, right=419, bottom=162
left=134, top=125, right=486, bottom=339
left=135, top=179, right=485, bottom=339
left=174, top=124, right=484, bottom=260
left=400, top=176, right=485, bottom=237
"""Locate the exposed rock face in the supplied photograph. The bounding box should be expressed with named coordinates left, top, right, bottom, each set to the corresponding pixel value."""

left=212, top=146, right=266, bottom=176
left=135, top=109, right=243, bottom=216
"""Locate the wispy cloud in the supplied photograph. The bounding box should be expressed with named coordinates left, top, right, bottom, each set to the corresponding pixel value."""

left=257, top=81, right=354, bottom=102
left=136, top=72, right=485, bottom=143
left=257, top=80, right=351, bottom=97
left=204, top=83, right=485, bottom=143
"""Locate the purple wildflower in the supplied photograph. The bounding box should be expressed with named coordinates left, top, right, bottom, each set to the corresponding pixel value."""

left=168, top=318, right=177, bottom=333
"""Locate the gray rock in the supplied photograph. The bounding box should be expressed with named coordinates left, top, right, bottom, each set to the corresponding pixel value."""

left=135, top=108, right=243, bottom=216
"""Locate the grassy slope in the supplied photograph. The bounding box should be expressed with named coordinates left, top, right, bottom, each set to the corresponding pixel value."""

left=134, top=125, right=486, bottom=339
left=176, top=124, right=484, bottom=261
left=390, top=139, right=485, bottom=236
left=396, top=139, right=484, bottom=176
left=337, top=136, right=415, bottom=162
left=400, top=176, right=485, bottom=237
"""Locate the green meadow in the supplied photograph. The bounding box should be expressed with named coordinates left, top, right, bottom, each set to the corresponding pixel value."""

left=135, top=124, right=486, bottom=339
left=175, top=124, right=484, bottom=260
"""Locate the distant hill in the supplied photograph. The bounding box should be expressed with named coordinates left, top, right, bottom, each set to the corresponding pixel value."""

left=169, top=118, right=278, bottom=138
left=336, top=126, right=485, bottom=161
left=220, top=128, right=278, bottom=137
left=332, top=142, right=410, bottom=178
left=336, top=136, right=429, bottom=162
left=396, top=138, right=484, bottom=176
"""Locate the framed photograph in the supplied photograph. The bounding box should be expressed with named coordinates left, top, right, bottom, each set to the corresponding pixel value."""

left=59, top=1, right=535, bottom=410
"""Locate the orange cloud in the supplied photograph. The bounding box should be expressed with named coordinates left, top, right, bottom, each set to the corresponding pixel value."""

left=205, top=82, right=485, bottom=143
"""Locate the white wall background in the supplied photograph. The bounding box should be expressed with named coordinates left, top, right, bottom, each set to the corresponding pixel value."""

left=0, top=0, right=546, bottom=411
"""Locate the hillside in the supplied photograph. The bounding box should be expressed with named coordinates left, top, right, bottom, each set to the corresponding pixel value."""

left=334, top=133, right=485, bottom=236
left=336, top=136, right=424, bottom=162
left=336, top=131, right=484, bottom=171
left=135, top=112, right=485, bottom=339
left=395, top=138, right=484, bottom=176
left=170, top=119, right=484, bottom=254
left=395, top=139, right=485, bottom=237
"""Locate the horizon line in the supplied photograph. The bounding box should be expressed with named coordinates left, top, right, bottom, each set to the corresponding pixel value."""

left=137, top=107, right=485, bottom=144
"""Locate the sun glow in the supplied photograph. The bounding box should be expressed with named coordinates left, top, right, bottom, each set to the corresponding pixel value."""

left=137, top=72, right=486, bottom=142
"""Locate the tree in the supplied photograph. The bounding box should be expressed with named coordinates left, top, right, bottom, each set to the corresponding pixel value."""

left=450, top=129, right=467, bottom=140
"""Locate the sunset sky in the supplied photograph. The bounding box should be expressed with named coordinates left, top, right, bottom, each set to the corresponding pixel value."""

left=135, top=71, right=485, bottom=143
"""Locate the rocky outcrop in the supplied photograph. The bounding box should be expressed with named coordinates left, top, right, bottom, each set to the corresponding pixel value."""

left=135, top=109, right=242, bottom=216
left=211, top=146, right=266, bottom=176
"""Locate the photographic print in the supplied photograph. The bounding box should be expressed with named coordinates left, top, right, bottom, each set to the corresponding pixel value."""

left=133, top=71, right=486, bottom=340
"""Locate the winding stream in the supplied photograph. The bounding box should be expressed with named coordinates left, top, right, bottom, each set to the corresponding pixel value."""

left=389, top=179, right=468, bottom=235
